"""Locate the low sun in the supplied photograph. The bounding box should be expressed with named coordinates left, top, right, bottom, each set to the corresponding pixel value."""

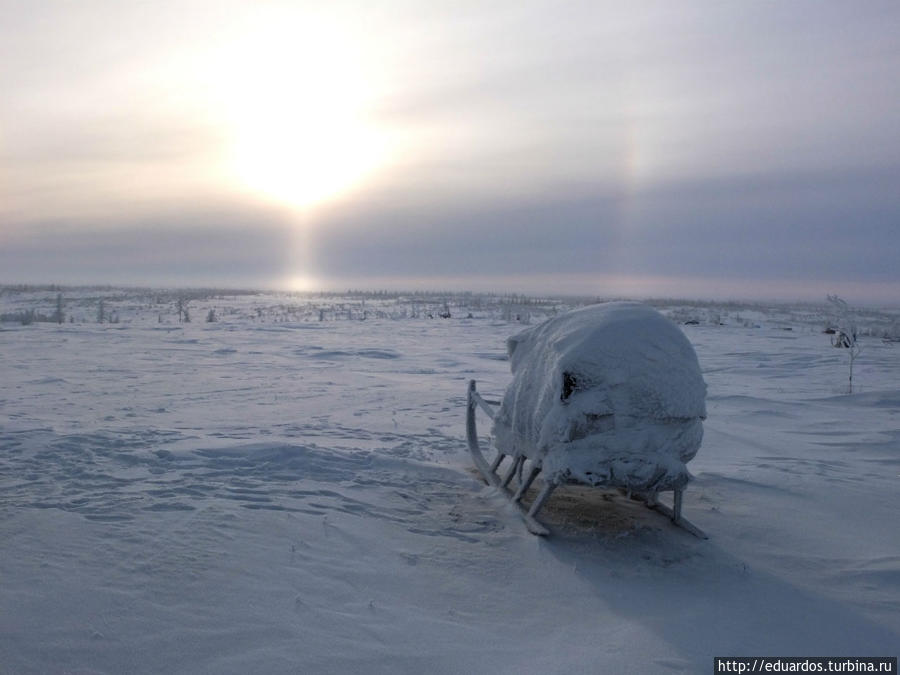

left=212, top=16, right=388, bottom=209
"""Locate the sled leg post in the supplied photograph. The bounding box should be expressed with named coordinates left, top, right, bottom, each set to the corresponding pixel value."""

left=490, top=452, right=505, bottom=473
left=673, top=488, right=683, bottom=523
left=512, top=466, right=541, bottom=502
left=501, top=456, right=523, bottom=488
left=527, top=480, right=557, bottom=519
left=647, top=488, right=707, bottom=539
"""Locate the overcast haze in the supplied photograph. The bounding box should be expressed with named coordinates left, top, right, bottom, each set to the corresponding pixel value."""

left=2, top=1, right=899, bottom=302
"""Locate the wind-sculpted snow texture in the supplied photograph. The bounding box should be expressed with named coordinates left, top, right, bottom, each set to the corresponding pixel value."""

left=0, top=289, right=898, bottom=673
left=493, top=302, right=706, bottom=490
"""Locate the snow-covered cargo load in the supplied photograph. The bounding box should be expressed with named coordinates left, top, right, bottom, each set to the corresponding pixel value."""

left=466, top=302, right=708, bottom=536
left=493, top=301, right=707, bottom=492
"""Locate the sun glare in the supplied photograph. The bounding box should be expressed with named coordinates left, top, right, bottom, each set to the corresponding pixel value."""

left=211, top=15, right=388, bottom=209
left=285, top=274, right=319, bottom=293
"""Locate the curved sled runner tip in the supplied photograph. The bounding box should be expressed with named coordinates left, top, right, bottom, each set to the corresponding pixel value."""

left=466, top=380, right=707, bottom=539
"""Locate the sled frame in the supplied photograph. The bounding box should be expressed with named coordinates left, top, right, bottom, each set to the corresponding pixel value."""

left=466, top=379, right=707, bottom=539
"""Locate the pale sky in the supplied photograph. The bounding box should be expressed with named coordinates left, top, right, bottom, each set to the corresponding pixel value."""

left=2, top=0, right=899, bottom=302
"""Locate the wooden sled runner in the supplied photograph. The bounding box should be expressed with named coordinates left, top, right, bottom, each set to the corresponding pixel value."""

left=467, top=379, right=707, bottom=538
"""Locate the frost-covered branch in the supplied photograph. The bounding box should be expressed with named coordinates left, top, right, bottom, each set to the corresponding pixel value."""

left=827, top=294, right=861, bottom=393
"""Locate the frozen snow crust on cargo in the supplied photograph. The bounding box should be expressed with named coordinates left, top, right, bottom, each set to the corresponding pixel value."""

left=492, top=302, right=707, bottom=491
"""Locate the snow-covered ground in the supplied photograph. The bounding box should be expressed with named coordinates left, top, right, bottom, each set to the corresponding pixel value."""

left=1, top=288, right=898, bottom=673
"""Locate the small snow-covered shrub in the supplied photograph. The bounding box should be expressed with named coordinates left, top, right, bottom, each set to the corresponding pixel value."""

left=826, top=294, right=861, bottom=392
left=881, top=320, right=900, bottom=343
left=0, top=309, right=36, bottom=325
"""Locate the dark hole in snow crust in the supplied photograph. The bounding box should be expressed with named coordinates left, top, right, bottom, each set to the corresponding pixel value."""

left=562, top=372, right=577, bottom=401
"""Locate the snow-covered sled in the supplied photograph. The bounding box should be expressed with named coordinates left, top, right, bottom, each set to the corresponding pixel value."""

left=467, top=302, right=708, bottom=537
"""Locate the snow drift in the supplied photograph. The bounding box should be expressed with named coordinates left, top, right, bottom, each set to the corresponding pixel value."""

left=492, top=302, right=707, bottom=491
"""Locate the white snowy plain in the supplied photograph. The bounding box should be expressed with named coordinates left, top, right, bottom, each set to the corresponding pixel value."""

left=1, top=290, right=898, bottom=674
